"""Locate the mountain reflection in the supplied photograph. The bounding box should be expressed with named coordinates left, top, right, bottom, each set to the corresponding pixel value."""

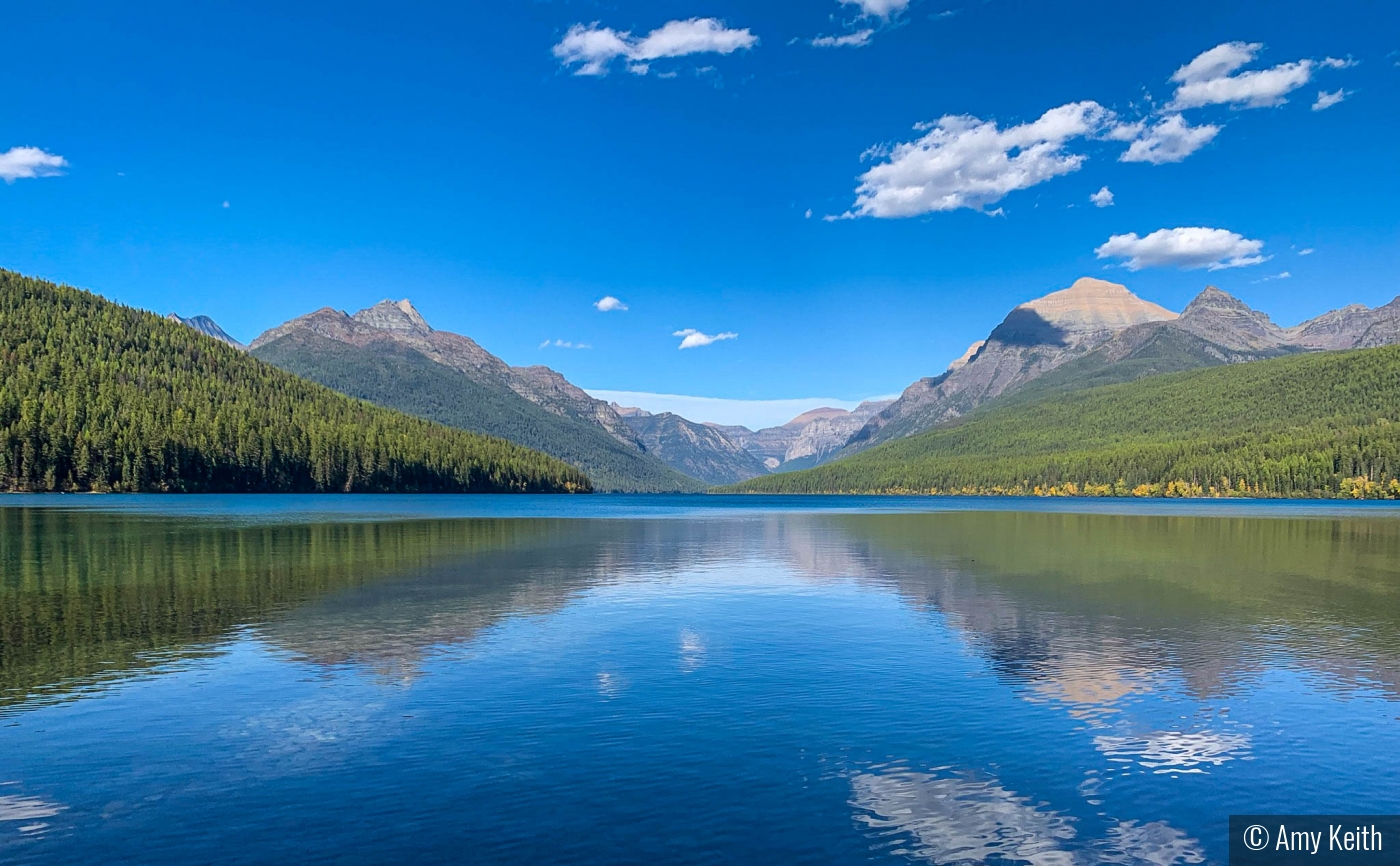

left=5, top=507, right=1400, bottom=721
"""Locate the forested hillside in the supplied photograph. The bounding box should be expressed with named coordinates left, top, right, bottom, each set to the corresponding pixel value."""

left=253, top=332, right=705, bottom=492
left=0, top=270, right=591, bottom=493
left=729, top=346, right=1400, bottom=498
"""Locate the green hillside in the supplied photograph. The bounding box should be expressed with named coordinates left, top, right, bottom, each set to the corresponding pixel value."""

left=729, top=346, right=1400, bottom=498
left=253, top=332, right=705, bottom=493
left=0, top=270, right=590, bottom=493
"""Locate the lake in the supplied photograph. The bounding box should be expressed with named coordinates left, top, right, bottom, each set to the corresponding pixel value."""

left=2, top=495, right=1399, bottom=864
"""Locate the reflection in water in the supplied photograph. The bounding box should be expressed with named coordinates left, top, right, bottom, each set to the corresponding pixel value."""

left=1, top=504, right=1399, bottom=863
left=851, top=766, right=1206, bottom=866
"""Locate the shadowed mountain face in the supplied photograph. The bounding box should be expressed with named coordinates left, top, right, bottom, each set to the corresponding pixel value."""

left=250, top=302, right=702, bottom=492
left=843, top=279, right=1400, bottom=456
left=616, top=410, right=769, bottom=485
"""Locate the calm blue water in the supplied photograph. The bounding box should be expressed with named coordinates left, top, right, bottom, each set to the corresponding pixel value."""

left=2, top=496, right=1399, bottom=863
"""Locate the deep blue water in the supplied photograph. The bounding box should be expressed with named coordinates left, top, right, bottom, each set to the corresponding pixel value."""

left=2, top=496, right=1399, bottom=863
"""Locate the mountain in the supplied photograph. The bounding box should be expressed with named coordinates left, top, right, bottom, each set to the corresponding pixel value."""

left=250, top=301, right=702, bottom=492
left=844, top=278, right=1178, bottom=452
left=779, top=400, right=894, bottom=470
left=168, top=313, right=245, bottom=349
left=728, top=345, right=1400, bottom=499
left=0, top=269, right=590, bottom=493
left=843, top=279, right=1400, bottom=455
left=615, top=409, right=769, bottom=485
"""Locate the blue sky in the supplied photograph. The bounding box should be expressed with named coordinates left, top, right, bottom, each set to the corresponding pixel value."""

left=4, top=0, right=1398, bottom=427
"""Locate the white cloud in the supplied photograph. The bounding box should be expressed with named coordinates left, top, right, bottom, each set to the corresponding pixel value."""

left=553, top=18, right=757, bottom=77
left=1090, top=186, right=1114, bottom=207
left=1312, top=88, right=1350, bottom=111
left=1297, top=247, right=1315, bottom=256
left=1252, top=271, right=1291, bottom=283
left=1095, top=227, right=1269, bottom=271
left=1117, top=114, right=1220, bottom=164
left=594, top=295, right=629, bottom=312
left=841, top=0, right=911, bottom=18
left=222, top=200, right=230, bottom=208
left=584, top=390, right=896, bottom=428
left=848, top=101, right=1112, bottom=217
left=0, top=146, right=68, bottom=183
left=539, top=339, right=592, bottom=349
left=673, top=328, right=737, bottom=349
left=1168, top=41, right=1352, bottom=109
left=811, top=29, right=874, bottom=48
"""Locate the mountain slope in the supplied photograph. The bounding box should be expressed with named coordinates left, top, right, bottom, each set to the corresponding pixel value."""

left=251, top=305, right=701, bottom=492
left=168, top=314, right=245, bottom=349
left=616, top=410, right=768, bottom=485
left=0, top=270, right=590, bottom=493
left=845, top=278, right=1177, bottom=451
left=729, top=345, right=1400, bottom=498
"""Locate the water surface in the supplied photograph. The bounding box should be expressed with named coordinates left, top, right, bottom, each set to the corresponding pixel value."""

left=2, top=497, right=1398, bottom=863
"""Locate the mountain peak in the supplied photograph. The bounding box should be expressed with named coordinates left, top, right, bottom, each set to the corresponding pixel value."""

left=1177, top=286, right=1290, bottom=350
left=1019, top=277, right=1178, bottom=332
left=352, top=299, right=432, bottom=335
left=1182, top=285, right=1249, bottom=315
left=168, top=313, right=246, bottom=350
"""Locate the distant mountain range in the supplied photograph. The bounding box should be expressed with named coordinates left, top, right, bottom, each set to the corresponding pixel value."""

left=162, top=274, right=1400, bottom=496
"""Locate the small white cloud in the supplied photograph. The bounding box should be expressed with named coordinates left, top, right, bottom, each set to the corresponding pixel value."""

left=1095, top=226, right=1269, bottom=271
left=540, top=339, right=592, bottom=349
left=0, top=146, right=68, bottom=183
left=221, top=200, right=230, bottom=208
left=553, top=18, right=757, bottom=77
left=841, top=0, right=911, bottom=18
left=847, top=101, right=1113, bottom=217
left=1252, top=271, right=1292, bottom=283
left=1117, top=114, right=1220, bottom=165
left=1297, top=247, right=1315, bottom=256
left=1090, top=186, right=1114, bottom=207
left=811, top=29, right=875, bottom=48
left=1168, top=41, right=1351, bottom=110
left=1312, top=88, right=1350, bottom=111
left=804, top=208, right=813, bottom=219
left=673, top=328, right=738, bottom=349
left=594, top=296, right=629, bottom=312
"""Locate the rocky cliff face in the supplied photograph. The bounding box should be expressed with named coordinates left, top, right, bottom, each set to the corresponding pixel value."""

left=251, top=300, right=640, bottom=448
left=1287, top=297, right=1400, bottom=350
left=783, top=400, right=894, bottom=465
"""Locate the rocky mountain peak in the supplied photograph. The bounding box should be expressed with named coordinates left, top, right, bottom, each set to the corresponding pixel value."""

left=1177, top=286, right=1290, bottom=351
left=1181, top=286, right=1252, bottom=317
left=947, top=340, right=986, bottom=371
left=352, top=299, right=432, bottom=335
left=1019, top=277, right=1178, bottom=333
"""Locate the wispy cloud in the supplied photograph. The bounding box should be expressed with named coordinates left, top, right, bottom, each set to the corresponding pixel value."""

left=673, top=328, right=737, bottom=349
left=539, top=339, right=592, bottom=349
left=553, top=18, right=757, bottom=77
left=594, top=295, right=629, bottom=312
left=0, top=146, right=68, bottom=183
left=1312, top=88, right=1351, bottom=111
left=1252, top=271, right=1292, bottom=283
left=1096, top=227, right=1268, bottom=271
left=811, top=29, right=875, bottom=48
left=1168, top=42, right=1354, bottom=110
left=842, top=0, right=911, bottom=18
left=1090, top=186, right=1114, bottom=207
left=1297, top=247, right=1315, bottom=256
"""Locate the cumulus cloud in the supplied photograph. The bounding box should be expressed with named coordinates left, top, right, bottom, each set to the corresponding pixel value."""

left=0, top=146, right=68, bottom=183
left=1095, top=227, right=1269, bottom=271
left=841, top=0, right=911, bottom=18
left=811, top=29, right=875, bottom=48
left=539, top=339, right=592, bottom=349
left=673, top=328, right=737, bottom=349
left=848, top=101, right=1111, bottom=217
left=1090, top=186, right=1114, bottom=207
left=553, top=18, right=757, bottom=77
left=1312, top=88, right=1350, bottom=111
left=594, top=295, right=629, bottom=312
left=1116, top=114, right=1220, bottom=164
left=1168, top=41, right=1352, bottom=109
